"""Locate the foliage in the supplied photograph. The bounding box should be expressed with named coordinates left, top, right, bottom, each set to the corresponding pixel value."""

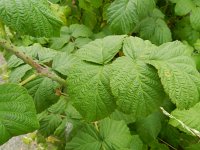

left=1, top=0, right=200, bottom=149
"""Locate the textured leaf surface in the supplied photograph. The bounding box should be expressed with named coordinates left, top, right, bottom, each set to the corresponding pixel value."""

left=169, top=102, right=200, bottom=134
left=110, top=37, right=164, bottom=117
left=67, top=61, right=116, bottom=121
left=0, top=84, right=39, bottom=145
left=0, top=0, right=63, bottom=37
left=107, top=0, right=138, bottom=34
left=66, top=118, right=132, bottom=150
left=76, top=35, right=125, bottom=64
left=24, top=77, right=59, bottom=113
left=138, top=17, right=172, bottom=45
left=111, top=57, right=164, bottom=116
left=147, top=41, right=200, bottom=109
left=123, top=36, right=157, bottom=60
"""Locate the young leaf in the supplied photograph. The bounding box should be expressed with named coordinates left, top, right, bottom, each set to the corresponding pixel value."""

left=147, top=41, right=200, bottom=109
left=0, top=0, right=63, bottom=37
left=67, top=61, right=116, bottom=121
left=0, top=84, right=39, bottom=145
left=76, top=35, right=126, bottom=64
left=66, top=118, right=132, bottom=150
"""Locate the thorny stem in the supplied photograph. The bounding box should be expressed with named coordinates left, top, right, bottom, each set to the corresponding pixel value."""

left=0, top=38, right=66, bottom=86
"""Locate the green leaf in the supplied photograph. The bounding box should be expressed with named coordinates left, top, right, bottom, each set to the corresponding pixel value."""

left=38, top=114, right=62, bottom=137
left=169, top=102, right=200, bottom=134
left=173, top=17, right=199, bottom=45
left=136, top=112, right=162, bottom=144
left=138, top=17, right=172, bottom=45
left=185, top=143, right=200, bottom=150
left=110, top=37, right=164, bottom=117
left=136, top=0, right=156, bottom=20
left=50, top=36, right=70, bottom=50
left=0, top=84, right=39, bottom=145
left=69, top=24, right=93, bottom=38
left=75, top=38, right=92, bottom=48
left=24, top=77, right=59, bottom=113
left=149, top=140, right=169, bottom=150
left=9, top=64, right=32, bottom=83
left=67, top=61, right=116, bottom=121
left=0, top=0, right=63, bottom=37
left=52, top=53, right=80, bottom=76
left=110, top=109, right=136, bottom=124
left=129, top=135, right=147, bottom=150
left=76, top=35, right=126, bottom=64
left=107, top=0, right=138, bottom=34
left=66, top=118, right=132, bottom=150
left=190, top=7, right=200, bottom=32
left=175, top=0, right=195, bottom=16
left=147, top=41, right=200, bottom=109
left=100, top=118, right=132, bottom=149
left=8, top=44, right=58, bottom=68
left=89, top=0, right=103, bottom=8
left=82, top=11, right=97, bottom=30
left=123, top=36, right=157, bottom=60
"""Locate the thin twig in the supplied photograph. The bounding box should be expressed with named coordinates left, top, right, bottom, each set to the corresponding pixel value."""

left=19, top=74, right=37, bottom=86
left=160, top=107, right=200, bottom=139
left=157, top=137, right=177, bottom=150
left=0, top=38, right=66, bottom=86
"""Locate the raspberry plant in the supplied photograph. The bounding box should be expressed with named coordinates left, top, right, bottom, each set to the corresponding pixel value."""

left=1, top=0, right=200, bottom=149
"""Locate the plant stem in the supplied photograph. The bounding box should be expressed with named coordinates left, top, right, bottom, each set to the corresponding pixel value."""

left=0, top=38, right=66, bottom=86
left=19, top=74, right=37, bottom=86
